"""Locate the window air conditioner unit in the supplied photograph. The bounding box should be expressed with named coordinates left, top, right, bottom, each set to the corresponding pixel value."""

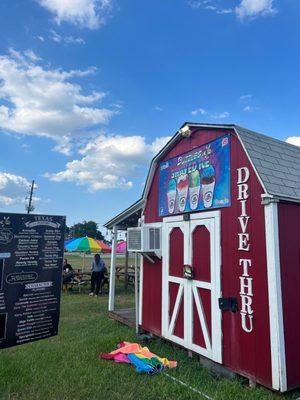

left=127, top=226, right=162, bottom=258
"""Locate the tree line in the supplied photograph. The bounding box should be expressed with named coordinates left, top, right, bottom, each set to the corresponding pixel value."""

left=65, top=220, right=108, bottom=243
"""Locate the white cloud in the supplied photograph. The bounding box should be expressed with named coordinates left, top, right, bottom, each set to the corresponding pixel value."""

left=50, top=29, right=85, bottom=45
left=0, top=172, right=33, bottom=206
left=21, top=143, right=31, bottom=152
left=150, top=136, right=171, bottom=154
left=37, top=0, right=113, bottom=29
left=240, top=94, right=252, bottom=100
left=155, top=106, right=163, bottom=112
left=190, top=107, right=229, bottom=119
left=212, top=111, right=230, bottom=119
left=243, top=105, right=251, bottom=112
left=236, top=0, right=277, bottom=20
left=23, top=50, right=41, bottom=62
left=217, top=8, right=233, bottom=14
left=286, top=137, right=300, bottom=147
left=191, top=107, right=207, bottom=116
left=46, top=134, right=171, bottom=191
left=0, top=49, right=116, bottom=155
left=188, top=1, right=233, bottom=15
left=188, top=0, right=277, bottom=20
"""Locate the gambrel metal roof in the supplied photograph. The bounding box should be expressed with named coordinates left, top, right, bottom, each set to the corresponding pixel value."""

left=236, top=126, right=300, bottom=201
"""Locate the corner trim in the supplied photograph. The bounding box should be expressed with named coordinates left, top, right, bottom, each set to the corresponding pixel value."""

left=264, top=202, right=287, bottom=391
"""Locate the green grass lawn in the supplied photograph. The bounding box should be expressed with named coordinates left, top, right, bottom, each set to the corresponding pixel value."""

left=1, top=279, right=300, bottom=399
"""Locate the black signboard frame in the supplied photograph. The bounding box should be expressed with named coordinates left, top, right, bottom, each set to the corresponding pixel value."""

left=0, top=212, right=65, bottom=349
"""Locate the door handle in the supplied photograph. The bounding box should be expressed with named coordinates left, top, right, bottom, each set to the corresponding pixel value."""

left=183, top=264, right=193, bottom=279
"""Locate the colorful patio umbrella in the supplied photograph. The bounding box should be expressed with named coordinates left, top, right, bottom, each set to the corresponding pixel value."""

left=117, top=240, right=127, bottom=254
left=64, top=238, right=74, bottom=250
left=65, top=236, right=104, bottom=252
left=95, top=240, right=111, bottom=253
left=64, top=236, right=111, bottom=269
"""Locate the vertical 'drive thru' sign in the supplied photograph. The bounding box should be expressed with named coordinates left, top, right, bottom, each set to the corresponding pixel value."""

left=237, top=167, right=253, bottom=333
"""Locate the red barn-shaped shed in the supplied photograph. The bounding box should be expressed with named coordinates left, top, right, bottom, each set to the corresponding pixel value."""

left=105, top=123, right=300, bottom=392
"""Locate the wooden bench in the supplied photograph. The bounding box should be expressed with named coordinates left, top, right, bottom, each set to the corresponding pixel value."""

left=62, top=270, right=109, bottom=293
left=115, top=266, right=135, bottom=285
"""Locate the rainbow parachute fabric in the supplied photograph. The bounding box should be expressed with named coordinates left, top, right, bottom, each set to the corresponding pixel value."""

left=100, top=341, right=177, bottom=375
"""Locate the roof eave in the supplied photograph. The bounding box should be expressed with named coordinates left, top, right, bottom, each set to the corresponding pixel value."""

left=104, top=198, right=144, bottom=229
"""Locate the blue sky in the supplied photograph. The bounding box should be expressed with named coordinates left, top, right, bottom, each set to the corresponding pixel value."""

left=0, top=0, right=299, bottom=233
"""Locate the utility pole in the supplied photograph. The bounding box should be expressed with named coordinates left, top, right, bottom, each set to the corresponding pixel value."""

left=25, top=180, right=35, bottom=214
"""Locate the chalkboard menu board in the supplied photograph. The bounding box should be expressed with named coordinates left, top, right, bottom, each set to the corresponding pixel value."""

left=0, top=212, right=65, bottom=349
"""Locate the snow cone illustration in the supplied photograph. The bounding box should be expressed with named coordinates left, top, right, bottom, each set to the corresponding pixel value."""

left=177, top=173, right=189, bottom=212
left=188, top=170, right=200, bottom=210
left=167, top=179, right=177, bottom=214
left=201, top=165, right=216, bottom=208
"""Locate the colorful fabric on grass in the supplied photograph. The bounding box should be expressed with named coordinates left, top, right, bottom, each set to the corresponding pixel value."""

left=100, top=341, right=177, bottom=375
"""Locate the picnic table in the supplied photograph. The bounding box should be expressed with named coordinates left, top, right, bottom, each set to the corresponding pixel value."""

left=115, top=265, right=135, bottom=285
left=62, top=265, right=135, bottom=293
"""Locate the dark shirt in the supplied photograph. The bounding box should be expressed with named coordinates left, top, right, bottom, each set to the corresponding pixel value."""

left=63, top=263, right=73, bottom=273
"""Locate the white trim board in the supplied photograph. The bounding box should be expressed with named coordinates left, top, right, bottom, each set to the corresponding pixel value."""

left=264, top=201, right=287, bottom=391
left=108, top=225, right=118, bottom=312
left=138, top=252, right=143, bottom=326
left=161, top=212, right=222, bottom=363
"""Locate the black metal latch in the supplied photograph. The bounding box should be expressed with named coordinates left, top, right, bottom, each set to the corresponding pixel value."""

left=218, top=297, right=238, bottom=313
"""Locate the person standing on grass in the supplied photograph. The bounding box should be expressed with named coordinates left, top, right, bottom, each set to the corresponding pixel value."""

left=89, top=253, right=105, bottom=296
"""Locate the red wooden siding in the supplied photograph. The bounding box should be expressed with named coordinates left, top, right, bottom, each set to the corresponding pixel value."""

left=192, top=225, right=211, bottom=282
left=169, top=282, right=184, bottom=339
left=278, top=202, right=300, bottom=390
left=141, top=128, right=272, bottom=388
left=169, top=228, right=184, bottom=278
left=193, top=288, right=211, bottom=348
left=141, top=257, right=162, bottom=336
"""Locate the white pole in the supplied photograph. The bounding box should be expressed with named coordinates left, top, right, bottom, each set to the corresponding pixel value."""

left=135, top=253, right=139, bottom=334
left=108, top=225, right=117, bottom=312
left=82, top=252, right=85, bottom=272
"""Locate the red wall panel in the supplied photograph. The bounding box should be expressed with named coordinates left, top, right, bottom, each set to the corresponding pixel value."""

left=169, top=228, right=184, bottom=278
left=141, top=128, right=272, bottom=388
left=169, top=282, right=184, bottom=339
left=141, top=258, right=162, bottom=336
left=192, top=225, right=211, bottom=283
left=278, top=202, right=300, bottom=390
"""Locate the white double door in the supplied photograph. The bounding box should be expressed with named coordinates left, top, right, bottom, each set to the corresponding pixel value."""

left=162, top=211, right=222, bottom=363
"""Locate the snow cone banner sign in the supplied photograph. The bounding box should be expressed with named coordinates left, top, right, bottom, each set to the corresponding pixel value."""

left=159, top=135, right=231, bottom=216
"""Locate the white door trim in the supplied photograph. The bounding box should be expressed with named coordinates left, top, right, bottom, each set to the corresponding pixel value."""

left=162, top=219, right=188, bottom=344
left=162, top=211, right=222, bottom=364
left=264, top=201, right=287, bottom=392
left=190, top=211, right=222, bottom=363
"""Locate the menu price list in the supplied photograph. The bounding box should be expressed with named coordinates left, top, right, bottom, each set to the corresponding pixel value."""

left=0, top=213, right=65, bottom=349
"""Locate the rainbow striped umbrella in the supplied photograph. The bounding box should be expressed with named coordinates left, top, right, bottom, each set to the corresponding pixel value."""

left=65, top=236, right=110, bottom=253
left=64, top=236, right=111, bottom=270
left=95, top=240, right=111, bottom=253
left=117, top=240, right=127, bottom=254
